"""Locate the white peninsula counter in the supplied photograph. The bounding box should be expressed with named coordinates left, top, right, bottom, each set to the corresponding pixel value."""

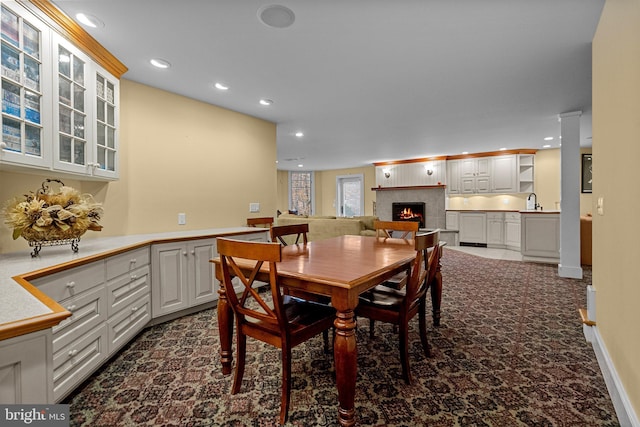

left=0, top=227, right=267, bottom=403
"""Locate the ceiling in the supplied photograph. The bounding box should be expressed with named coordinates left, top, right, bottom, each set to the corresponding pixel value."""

left=52, top=0, right=604, bottom=171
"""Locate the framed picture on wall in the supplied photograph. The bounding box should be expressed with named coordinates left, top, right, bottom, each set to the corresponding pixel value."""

left=582, top=154, right=593, bottom=193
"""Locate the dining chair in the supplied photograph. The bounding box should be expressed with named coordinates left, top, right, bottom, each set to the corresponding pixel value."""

left=356, top=229, right=440, bottom=384
left=217, top=238, right=336, bottom=425
left=374, top=219, right=419, bottom=240
left=270, top=223, right=309, bottom=246
left=373, top=220, right=419, bottom=289
left=246, top=217, right=274, bottom=228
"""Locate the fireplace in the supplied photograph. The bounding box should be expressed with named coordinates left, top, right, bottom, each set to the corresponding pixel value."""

left=392, top=202, right=425, bottom=228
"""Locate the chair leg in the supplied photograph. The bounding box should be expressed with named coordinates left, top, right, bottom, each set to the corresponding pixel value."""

left=419, top=300, right=432, bottom=358
left=399, top=323, right=412, bottom=385
left=369, top=319, right=375, bottom=339
left=280, top=347, right=292, bottom=425
left=232, top=332, right=246, bottom=394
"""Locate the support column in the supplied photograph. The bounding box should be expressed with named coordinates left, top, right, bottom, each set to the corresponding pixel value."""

left=558, top=111, right=583, bottom=279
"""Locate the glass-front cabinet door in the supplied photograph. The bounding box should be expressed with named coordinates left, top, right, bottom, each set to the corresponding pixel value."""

left=53, top=35, right=89, bottom=175
left=0, top=3, right=51, bottom=168
left=93, top=67, right=118, bottom=178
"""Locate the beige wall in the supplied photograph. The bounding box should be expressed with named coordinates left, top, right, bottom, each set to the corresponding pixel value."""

left=593, top=0, right=640, bottom=419
left=1, top=79, right=277, bottom=254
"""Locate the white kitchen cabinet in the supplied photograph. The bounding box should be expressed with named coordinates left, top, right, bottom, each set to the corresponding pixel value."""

left=0, top=1, right=121, bottom=180
left=446, top=211, right=460, bottom=230
left=491, top=155, right=517, bottom=193
left=0, top=329, right=53, bottom=403
left=521, top=213, right=560, bottom=262
left=151, top=238, right=218, bottom=318
left=460, top=158, right=490, bottom=194
left=30, top=258, right=109, bottom=401
left=446, top=160, right=460, bottom=194
left=106, top=246, right=151, bottom=352
left=486, top=212, right=505, bottom=247
left=459, top=212, right=487, bottom=244
left=504, top=212, right=521, bottom=250
left=0, top=2, right=52, bottom=170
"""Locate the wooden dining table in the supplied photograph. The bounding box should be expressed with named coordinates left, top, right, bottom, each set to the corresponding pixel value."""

left=212, top=234, right=441, bottom=427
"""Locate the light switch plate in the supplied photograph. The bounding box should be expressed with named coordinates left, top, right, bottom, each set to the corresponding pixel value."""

left=249, top=203, right=260, bottom=213
left=178, top=213, right=186, bottom=225
left=597, top=197, right=604, bottom=215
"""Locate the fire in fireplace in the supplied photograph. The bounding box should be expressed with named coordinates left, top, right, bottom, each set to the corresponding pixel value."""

left=392, top=202, right=425, bottom=228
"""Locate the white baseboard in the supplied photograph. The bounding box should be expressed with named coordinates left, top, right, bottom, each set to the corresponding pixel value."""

left=591, top=326, right=640, bottom=427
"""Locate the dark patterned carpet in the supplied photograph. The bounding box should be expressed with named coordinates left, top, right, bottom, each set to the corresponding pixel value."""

left=65, top=248, right=619, bottom=426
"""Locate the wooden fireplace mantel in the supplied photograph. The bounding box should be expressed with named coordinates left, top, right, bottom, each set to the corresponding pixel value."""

left=371, top=185, right=446, bottom=191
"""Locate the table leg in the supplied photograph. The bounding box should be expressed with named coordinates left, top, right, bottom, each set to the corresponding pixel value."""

left=430, top=251, right=443, bottom=327
left=217, top=283, right=234, bottom=375
left=333, top=307, right=358, bottom=427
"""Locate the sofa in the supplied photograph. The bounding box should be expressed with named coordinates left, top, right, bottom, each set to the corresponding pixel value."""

left=275, top=213, right=378, bottom=243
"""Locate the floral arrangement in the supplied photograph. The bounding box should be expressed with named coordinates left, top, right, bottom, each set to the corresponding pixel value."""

left=3, top=180, right=103, bottom=242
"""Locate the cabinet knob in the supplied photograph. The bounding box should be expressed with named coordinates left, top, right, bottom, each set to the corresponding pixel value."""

left=68, top=349, right=78, bottom=357
left=130, top=274, right=137, bottom=279
left=66, top=281, right=75, bottom=288
left=67, top=304, right=77, bottom=312
left=183, top=251, right=188, bottom=256
left=130, top=258, right=137, bottom=264
left=0, top=142, right=6, bottom=149
left=190, top=250, right=195, bottom=255
left=131, top=306, right=138, bottom=312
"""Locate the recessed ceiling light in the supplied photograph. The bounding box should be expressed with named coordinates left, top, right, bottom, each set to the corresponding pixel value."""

left=295, top=131, right=304, bottom=138
left=543, top=144, right=551, bottom=148
left=76, top=13, right=104, bottom=28
left=259, top=98, right=273, bottom=106
left=214, top=82, right=229, bottom=90
left=297, top=164, right=304, bottom=168
left=544, top=136, right=554, bottom=141
left=150, top=58, right=171, bottom=69
left=258, top=5, right=295, bottom=29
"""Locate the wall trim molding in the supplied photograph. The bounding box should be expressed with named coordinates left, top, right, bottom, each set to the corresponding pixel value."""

left=591, top=326, right=639, bottom=427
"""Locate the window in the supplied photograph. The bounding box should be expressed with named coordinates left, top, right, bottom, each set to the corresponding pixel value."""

left=336, top=174, right=364, bottom=217
left=289, top=171, right=314, bottom=216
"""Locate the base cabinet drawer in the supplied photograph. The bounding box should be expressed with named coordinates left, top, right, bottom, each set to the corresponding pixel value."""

left=31, top=261, right=105, bottom=302
left=53, top=324, right=108, bottom=402
left=53, top=286, right=108, bottom=352
left=107, top=265, right=151, bottom=316
left=107, top=293, right=151, bottom=354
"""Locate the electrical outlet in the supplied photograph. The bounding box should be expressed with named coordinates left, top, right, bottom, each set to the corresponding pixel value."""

left=178, top=213, right=186, bottom=225
left=249, top=203, right=260, bottom=213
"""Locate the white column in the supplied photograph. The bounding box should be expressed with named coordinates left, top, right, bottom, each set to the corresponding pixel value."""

left=558, top=111, right=583, bottom=279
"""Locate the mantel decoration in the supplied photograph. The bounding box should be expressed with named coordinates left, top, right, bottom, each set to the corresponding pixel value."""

left=2, top=179, right=103, bottom=257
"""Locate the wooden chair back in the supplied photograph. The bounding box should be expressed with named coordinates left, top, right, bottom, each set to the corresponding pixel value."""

left=246, top=217, right=274, bottom=228
left=270, top=223, right=309, bottom=246
left=374, top=220, right=419, bottom=240
left=405, top=230, right=440, bottom=309
left=217, top=237, right=335, bottom=424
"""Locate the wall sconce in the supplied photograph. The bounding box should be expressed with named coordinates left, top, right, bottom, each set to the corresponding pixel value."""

left=426, top=169, right=433, bottom=176
left=383, top=169, right=391, bottom=178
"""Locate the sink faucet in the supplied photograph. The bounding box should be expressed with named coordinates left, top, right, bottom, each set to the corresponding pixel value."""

left=528, top=193, right=541, bottom=210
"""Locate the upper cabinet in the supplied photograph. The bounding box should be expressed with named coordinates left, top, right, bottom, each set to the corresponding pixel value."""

left=0, top=1, right=125, bottom=180
left=1, top=2, right=52, bottom=169
left=376, top=150, right=535, bottom=195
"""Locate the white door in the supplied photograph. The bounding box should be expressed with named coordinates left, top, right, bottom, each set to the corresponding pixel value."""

left=336, top=175, right=363, bottom=217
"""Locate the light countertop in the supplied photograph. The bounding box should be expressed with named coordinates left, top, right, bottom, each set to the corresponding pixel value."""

left=0, top=227, right=265, bottom=339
